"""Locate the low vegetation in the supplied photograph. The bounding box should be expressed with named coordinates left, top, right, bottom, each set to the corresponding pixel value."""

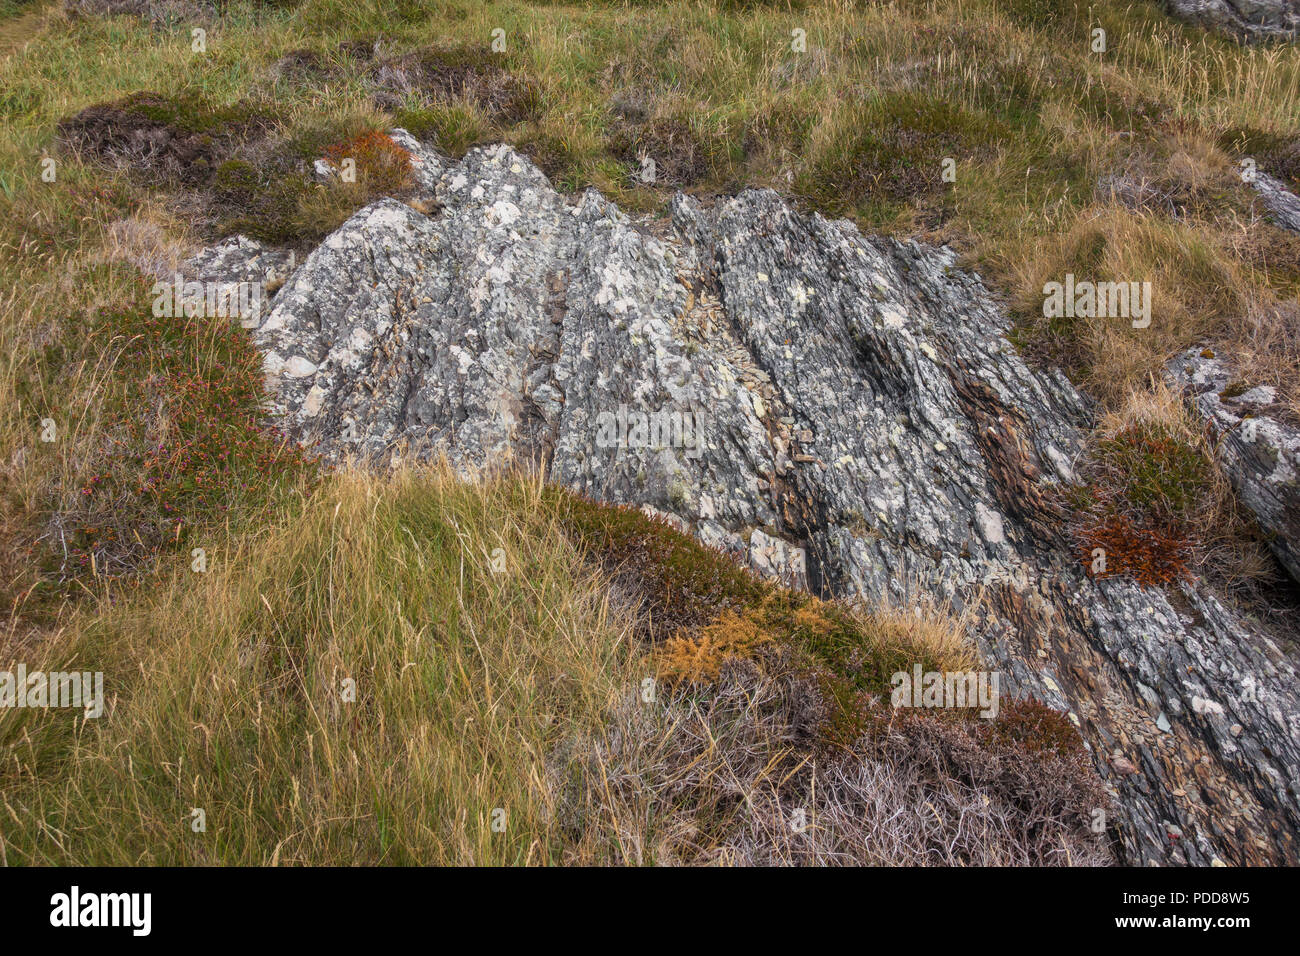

left=1, top=466, right=1109, bottom=865
left=1067, top=383, right=1275, bottom=591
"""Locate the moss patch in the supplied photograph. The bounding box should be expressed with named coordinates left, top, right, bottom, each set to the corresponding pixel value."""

left=796, top=91, right=1009, bottom=217
left=1065, top=422, right=1211, bottom=588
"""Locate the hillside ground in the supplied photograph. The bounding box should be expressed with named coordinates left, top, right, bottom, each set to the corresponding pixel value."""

left=1, top=0, right=1296, bottom=863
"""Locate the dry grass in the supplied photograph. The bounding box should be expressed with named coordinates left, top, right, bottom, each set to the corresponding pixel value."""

left=1011, top=206, right=1252, bottom=404
left=2, top=465, right=643, bottom=864
left=561, top=648, right=1111, bottom=866
left=0, top=463, right=1108, bottom=865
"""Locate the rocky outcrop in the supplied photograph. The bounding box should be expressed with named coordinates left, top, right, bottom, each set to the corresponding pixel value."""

left=1170, top=349, right=1300, bottom=584
left=1165, top=0, right=1300, bottom=41
left=192, top=135, right=1300, bottom=866
left=1251, top=170, right=1300, bottom=232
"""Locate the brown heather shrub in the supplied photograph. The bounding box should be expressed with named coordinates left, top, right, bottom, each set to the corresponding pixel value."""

left=554, top=648, right=1112, bottom=865
left=657, top=607, right=773, bottom=685
left=609, top=111, right=738, bottom=189
left=372, top=46, right=541, bottom=127
left=56, top=92, right=274, bottom=187
left=542, top=484, right=1111, bottom=861
left=1073, top=511, right=1194, bottom=589
left=321, top=129, right=414, bottom=195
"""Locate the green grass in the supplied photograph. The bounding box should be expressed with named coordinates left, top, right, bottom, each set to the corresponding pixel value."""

left=0, top=0, right=40, bottom=23
left=1, top=469, right=645, bottom=864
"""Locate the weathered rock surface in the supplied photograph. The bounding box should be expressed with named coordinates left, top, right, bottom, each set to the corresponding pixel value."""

left=1165, top=0, right=1300, bottom=41
left=1170, top=349, right=1300, bottom=584
left=191, top=135, right=1300, bottom=866
left=185, top=234, right=297, bottom=327
left=1251, top=170, right=1300, bottom=232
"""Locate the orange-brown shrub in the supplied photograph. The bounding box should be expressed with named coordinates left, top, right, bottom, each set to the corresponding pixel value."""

left=323, top=130, right=414, bottom=194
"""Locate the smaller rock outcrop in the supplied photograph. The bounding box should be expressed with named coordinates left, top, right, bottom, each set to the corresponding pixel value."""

left=1250, top=170, right=1300, bottom=232
left=1169, top=349, right=1300, bottom=584
left=1165, top=0, right=1300, bottom=41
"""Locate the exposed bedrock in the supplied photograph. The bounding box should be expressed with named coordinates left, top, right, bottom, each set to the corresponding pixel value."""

left=196, top=137, right=1300, bottom=865
left=1170, top=349, right=1300, bottom=585
left=1250, top=169, right=1300, bottom=233
left=1164, top=0, right=1300, bottom=41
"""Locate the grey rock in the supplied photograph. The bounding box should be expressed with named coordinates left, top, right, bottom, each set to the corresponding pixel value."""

left=183, top=234, right=297, bottom=327
left=195, top=139, right=1300, bottom=865
left=1251, top=170, right=1300, bottom=232
left=1164, top=0, right=1300, bottom=41
left=387, top=127, right=445, bottom=197
left=1169, top=348, right=1300, bottom=583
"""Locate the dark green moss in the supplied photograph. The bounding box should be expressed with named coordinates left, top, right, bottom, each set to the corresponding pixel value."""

left=545, top=487, right=766, bottom=640
left=212, top=158, right=259, bottom=196
left=796, top=92, right=1010, bottom=215
left=112, top=91, right=272, bottom=137
left=1091, top=423, right=1209, bottom=523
